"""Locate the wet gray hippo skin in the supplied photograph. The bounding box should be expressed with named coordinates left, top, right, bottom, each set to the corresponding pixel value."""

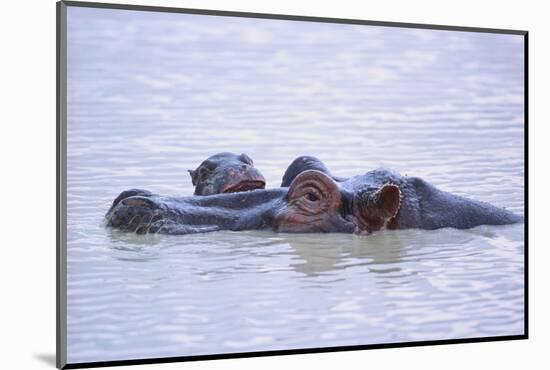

left=106, top=187, right=286, bottom=235
left=188, top=152, right=266, bottom=195
left=106, top=165, right=522, bottom=235
left=338, top=168, right=522, bottom=231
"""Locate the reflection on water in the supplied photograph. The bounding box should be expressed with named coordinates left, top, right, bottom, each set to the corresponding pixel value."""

left=66, top=6, right=524, bottom=364
left=282, top=232, right=406, bottom=275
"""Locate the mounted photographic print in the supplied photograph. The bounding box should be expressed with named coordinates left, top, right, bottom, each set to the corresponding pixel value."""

left=56, top=1, right=528, bottom=368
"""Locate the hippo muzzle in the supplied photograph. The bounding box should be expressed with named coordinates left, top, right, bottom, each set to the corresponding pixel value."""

left=189, top=152, right=266, bottom=196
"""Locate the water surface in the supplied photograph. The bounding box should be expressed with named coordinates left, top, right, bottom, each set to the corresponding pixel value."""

left=66, top=7, right=525, bottom=364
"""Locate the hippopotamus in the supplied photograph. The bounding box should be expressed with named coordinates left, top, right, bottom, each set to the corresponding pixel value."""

left=106, top=158, right=522, bottom=235
left=281, top=156, right=523, bottom=231
left=188, top=152, right=266, bottom=195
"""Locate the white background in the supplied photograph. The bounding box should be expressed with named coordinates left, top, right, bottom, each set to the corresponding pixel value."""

left=0, top=0, right=547, bottom=369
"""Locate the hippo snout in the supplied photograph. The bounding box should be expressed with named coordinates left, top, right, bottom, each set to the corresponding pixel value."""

left=121, top=196, right=159, bottom=209
left=107, top=189, right=154, bottom=214
left=219, top=166, right=266, bottom=194
left=105, top=190, right=165, bottom=233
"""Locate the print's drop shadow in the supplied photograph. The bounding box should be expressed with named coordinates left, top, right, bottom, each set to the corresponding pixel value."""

left=34, top=353, right=56, bottom=367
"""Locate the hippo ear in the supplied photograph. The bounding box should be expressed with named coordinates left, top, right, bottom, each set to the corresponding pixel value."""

left=372, top=184, right=401, bottom=218
left=188, top=169, right=198, bottom=186
left=239, top=153, right=253, bottom=165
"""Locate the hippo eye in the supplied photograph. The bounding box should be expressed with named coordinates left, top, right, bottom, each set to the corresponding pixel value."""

left=198, top=166, right=211, bottom=179
left=305, top=192, right=320, bottom=202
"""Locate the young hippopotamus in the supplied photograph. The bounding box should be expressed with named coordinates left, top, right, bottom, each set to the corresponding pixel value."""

left=188, top=152, right=266, bottom=195
left=106, top=159, right=522, bottom=235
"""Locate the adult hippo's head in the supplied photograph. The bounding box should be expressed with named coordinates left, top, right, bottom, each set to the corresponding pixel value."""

left=107, top=170, right=402, bottom=235
left=274, top=170, right=402, bottom=234
left=188, top=152, right=266, bottom=196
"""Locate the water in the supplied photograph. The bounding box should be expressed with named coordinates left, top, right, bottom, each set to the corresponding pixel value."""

left=66, top=7, right=525, bottom=364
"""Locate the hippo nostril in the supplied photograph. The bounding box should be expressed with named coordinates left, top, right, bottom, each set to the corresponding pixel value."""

left=121, top=196, right=159, bottom=209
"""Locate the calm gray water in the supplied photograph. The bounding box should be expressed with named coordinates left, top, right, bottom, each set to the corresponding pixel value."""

left=66, top=7, right=525, bottom=364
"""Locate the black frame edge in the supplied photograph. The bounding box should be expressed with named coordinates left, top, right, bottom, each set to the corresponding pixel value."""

left=523, top=32, right=529, bottom=338
left=61, top=0, right=527, bottom=35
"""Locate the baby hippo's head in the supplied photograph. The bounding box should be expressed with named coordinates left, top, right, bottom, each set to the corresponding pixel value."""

left=188, top=152, right=266, bottom=196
